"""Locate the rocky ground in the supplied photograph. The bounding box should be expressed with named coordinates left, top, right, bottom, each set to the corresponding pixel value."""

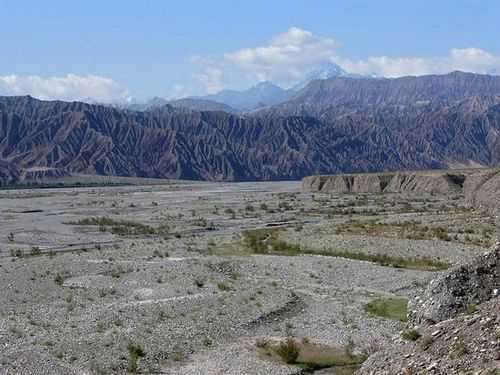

left=359, top=247, right=500, bottom=375
left=0, top=180, right=497, bottom=374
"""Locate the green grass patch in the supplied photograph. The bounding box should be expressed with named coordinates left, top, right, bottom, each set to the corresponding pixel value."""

left=335, top=219, right=493, bottom=248
left=68, top=216, right=169, bottom=236
left=364, top=297, right=408, bottom=322
left=313, top=249, right=450, bottom=271
left=258, top=339, right=366, bottom=373
left=241, top=229, right=450, bottom=271
left=401, top=329, right=421, bottom=341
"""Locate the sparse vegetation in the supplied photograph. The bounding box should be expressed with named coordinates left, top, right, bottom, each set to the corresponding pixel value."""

left=276, top=337, right=300, bottom=364
left=194, top=277, right=205, bottom=288
left=467, top=303, right=478, bottom=314
left=10, top=248, right=24, bottom=258
left=402, top=329, right=421, bottom=341
left=241, top=229, right=450, bottom=271
left=364, top=297, right=408, bottom=322
left=30, top=246, right=41, bottom=256
left=54, top=273, right=65, bottom=286
left=258, top=339, right=367, bottom=372
left=67, top=217, right=169, bottom=236
left=1, top=177, right=497, bottom=374
left=126, top=343, right=146, bottom=373
left=335, top=218, right=493, bottom=248
left=217, top=282, right=231, bottom=291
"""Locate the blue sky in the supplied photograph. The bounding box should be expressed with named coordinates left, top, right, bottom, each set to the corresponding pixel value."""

left=1, top=0, right=499, bottom=101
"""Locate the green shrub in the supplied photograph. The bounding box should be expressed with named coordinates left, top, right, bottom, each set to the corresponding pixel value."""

left=68, top=216, right=168, bottom=236
left=217, top=282, right=231, bottom=291
left=30, top=246, right=41, bottom=256
left=54, top=273, right=65, bottom=286
left=10, top=248, right=24, bottom=258
left=126, top=343, right=145, bottom=373
left=402, top=330, right=421, bottom=341
left=276, top=338, right=300, bottom=364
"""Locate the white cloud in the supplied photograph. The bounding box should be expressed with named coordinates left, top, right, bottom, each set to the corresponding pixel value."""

left=188, top=27, right=340, bottom=93
left=189, top=27, right=500, bottom=94
left=192, top=67, right=224, bottom=94
left=0, top=74, right=129, bottom=102
left=223, top=27, right=338, bottom=87
left=336, top=48, right=500, bottom=78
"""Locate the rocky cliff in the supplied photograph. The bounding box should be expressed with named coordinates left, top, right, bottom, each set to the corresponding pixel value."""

left=465, top=169, right=500, bottom=216
left=302, top=170, right=474, bottom=195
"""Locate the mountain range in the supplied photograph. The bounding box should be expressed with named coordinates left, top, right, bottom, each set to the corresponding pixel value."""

left=124, top=62, right=356, bottom=113
left=1, top=71, right=500, bottom=184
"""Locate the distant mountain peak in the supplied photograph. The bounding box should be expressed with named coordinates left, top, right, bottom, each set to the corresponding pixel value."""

left=252, top=81, right=282, bottom=91
left=306, top=62, right=349, bottom=79
left=292, top=62, right=361, bottom=91
left=191, top=81, right=293, bottom=111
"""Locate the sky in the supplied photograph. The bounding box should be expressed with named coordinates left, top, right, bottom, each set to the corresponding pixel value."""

left=0, top=0, right=499, bottom=102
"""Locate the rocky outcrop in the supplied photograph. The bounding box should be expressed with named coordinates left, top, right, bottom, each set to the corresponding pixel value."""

left=465, top=169, right=500, bottom=216
left=302, top=170, right=472, bottom=195
left=359, top=246, right=500, bottom=375
left=359, top=298, right=500, bottom=375
left=302, top=174, right=390, bottom=194
left=409, top=246, right=500, bottom=326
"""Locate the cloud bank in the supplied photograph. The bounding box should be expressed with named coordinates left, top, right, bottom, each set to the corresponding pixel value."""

left=338, top=48, right=500, bottom=77
left=189, top=27, right=339, bottom=92
left=190, top=27, right=500, bottom=94
left=224, top=27, right=338, bottom=83
left=0, top=74, right=129, bottom=102
left=2, top=28, right=500, bottom=100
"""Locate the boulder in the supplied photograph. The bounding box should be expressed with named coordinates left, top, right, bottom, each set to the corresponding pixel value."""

left=409, top=245, right=500, bottom=326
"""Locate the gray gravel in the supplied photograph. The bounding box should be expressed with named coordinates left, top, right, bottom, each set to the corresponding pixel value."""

left=0, top=181, right=495, bottom=374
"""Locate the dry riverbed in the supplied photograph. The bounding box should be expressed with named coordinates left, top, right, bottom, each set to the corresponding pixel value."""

left=0, top=180, right=496, bottom=374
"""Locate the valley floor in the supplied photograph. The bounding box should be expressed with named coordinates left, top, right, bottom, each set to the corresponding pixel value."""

left=0, top=180, right=496, bottom=374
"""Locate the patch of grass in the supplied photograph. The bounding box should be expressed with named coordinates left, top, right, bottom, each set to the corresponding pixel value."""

left=241, top=229, right=449, bottom=271
left=276, top=338, right=300, bottom=364
left=126, top=343, right=145, bottom=373
left=242, top=228, right=280, bottom=254
left=401, top=329, right=421, bottom=341
left=10, top=248, right=24, bottom=258
left=30, top=246, right=42, bottom=256
left=258, top=339, right=366, bottom=373
left=466, top=303, right=478, bottom=314
left=67, top=216, right=169, bottom=236
left=364, top=297, right=408, bottom=322
left=335, top=218, right=492, bottom=248
left=316, top=249, right=450, bottom=271
left=54, top=273, right=65, bottom=286
left=217, top=282, right=231, bottom=291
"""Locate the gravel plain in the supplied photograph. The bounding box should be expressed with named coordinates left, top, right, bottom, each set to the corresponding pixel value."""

left=0, top=180, right=496, bottom=374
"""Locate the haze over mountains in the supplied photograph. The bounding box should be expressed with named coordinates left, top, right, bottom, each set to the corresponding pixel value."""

left=123, top=62, right=355, bottom=113
left=1, top=71, right=500, bottom=185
